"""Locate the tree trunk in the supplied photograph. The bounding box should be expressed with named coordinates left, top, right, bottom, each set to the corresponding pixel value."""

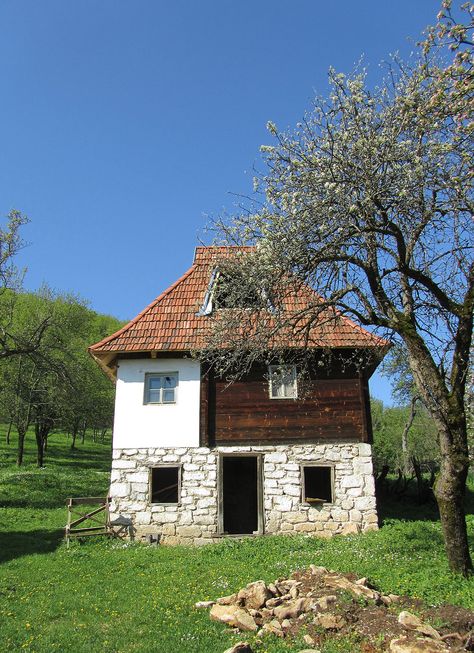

left=434, top=421, right=473, bottom=576
left=403, top=334, right=473, bottom=575
left=6, top=419, right=13, bottom=445
left=70, top=427, right=78, bottom=450
left=35, top=427, right=44, bottom=468
left=35, top=422, right=50, bottom=467
left=17, top=427, right=26, bottom=466
left=401, top=396, right=418, bottom=476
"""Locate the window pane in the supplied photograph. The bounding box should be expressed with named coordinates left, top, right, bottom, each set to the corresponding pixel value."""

left=163, top=375, right=177, bottom=389
left=148, top=377, right=162, bottom=390
left=148, top=389, right=161, bottom=403
left=284, top=382, right=296, bottom=398
left=162, top=389, right=175, bottom=403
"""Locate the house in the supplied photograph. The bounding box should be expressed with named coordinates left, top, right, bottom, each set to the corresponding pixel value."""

left=89, top=246, right=387, bottom=544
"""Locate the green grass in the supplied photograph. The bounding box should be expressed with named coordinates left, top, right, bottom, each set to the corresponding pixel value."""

left=1, top=429, right=473, bottom=652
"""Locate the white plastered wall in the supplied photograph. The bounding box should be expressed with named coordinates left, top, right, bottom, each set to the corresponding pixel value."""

left=112, top=358, right=201, bottom=448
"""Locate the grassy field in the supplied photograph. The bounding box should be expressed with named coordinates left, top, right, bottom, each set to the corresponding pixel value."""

left=1, top=431, right=474, bottom=653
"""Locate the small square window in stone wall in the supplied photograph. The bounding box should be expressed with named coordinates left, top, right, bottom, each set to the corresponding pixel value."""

left=150, top=467, right=181, bottom=503
left=303, top=466, right=333, bottom=504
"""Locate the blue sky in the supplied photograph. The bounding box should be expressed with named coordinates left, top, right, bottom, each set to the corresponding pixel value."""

left=0, top=1, right=439, bottom=405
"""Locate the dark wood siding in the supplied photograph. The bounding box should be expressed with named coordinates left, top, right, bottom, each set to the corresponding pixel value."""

left=201, top=371, right=370, bottom=444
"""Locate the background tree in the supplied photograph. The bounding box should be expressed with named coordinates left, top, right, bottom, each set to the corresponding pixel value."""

left=206, top=4, right=474, bottom=574
left=0, top=290, right=120, bottom=466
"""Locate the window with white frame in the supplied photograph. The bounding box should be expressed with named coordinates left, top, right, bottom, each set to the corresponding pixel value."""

left=268, top=365, right=297, bottom=399
left=144, top=372, right=178, bottom=404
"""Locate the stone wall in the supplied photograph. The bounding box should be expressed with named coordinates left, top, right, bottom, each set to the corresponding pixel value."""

left=109, top=443, right=378, bottom=544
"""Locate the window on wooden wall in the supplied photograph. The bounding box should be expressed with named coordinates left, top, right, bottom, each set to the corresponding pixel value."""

left=150, top=466, right=181, bottom=504
left=302, top=465, right=333, bottom=504
left=144, top=372, right=178, bottom=404
left=268, top=365, right=297, bottom=399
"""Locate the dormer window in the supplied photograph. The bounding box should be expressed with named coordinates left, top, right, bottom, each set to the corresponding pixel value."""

left=197, top=267, right=273, bottom=316
left=268, top=365, right=297, bottom=399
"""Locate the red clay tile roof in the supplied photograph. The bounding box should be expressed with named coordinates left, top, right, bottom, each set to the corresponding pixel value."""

left=89, top=247, right=387, bottom=363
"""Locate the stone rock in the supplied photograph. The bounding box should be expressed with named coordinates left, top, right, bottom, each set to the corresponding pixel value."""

left=314, top=595, right=337, bottom=611
left=314, top=612, right=346, bottom=630
left=194, top=601, right=216, bottom=608
left=266, top=597, right=283, bottom=608
left=324, top=574, right=379, bottom=600
left=398, top=611, right=441, bottom=640
left=245, top=581, right=271, bottom=610
left=209, top=604, right=257, bottom=632
left=260, top=607, right=274, bottom=620
left=268, top=582, right=279, bottom=595
left=340, top=523, right=360, bottom=536
left=389, top=637, right=449, bottom=653
left=217, top=593, right=238, bottom=606
left=237, top=588, right=248, bottom=603
left=223, top=643, right=253, bottom=653
left=274, top=598, right=312, bottom=620
left=289, top=584, right=300, bottom=599
left=261, top=619, right=284, bottom=637
left=303, top=634, right=316, bottom=645
left=194, top=600, right=215, bottom=608
left=309, top=565, right=328, bottom=575
left=281, top=618, right=292, bottom=629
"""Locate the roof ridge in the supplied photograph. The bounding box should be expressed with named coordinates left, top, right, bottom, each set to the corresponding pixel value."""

left=89, top=265, right=196, bottom=352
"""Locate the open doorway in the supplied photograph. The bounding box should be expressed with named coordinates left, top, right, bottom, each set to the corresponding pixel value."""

left=220, top=455, right=262, bottom=535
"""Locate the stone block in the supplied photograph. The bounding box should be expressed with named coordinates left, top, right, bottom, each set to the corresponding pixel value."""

left=177, top=525, right=202, bottom=538
left=192, top=487, right=212, bottom=497
left=283, top=485, right=301, bottom=497
left=294, top=522, right=316, bottom=532
left=110, top=483, right=129, bottom=497
left=285, top=512, right=306, bottom=524
left=346, top=487, right=363, bottom=497
left=162, top=454, right=178, bottom=462
left=265, top=452, right=287, bottom=464
left=274, top=496, right=294, bottom=512
left=349, top=509, right=362, bottom=522
left=132, top=483, right=148, bottom=493
left=364, top=476, right=376, bottom=494
left=354, top=496, right=376, bottom=511
left=341, top=475, right=363, bottom=489
left=155, top=512, right=178, bottom=524
left=135, top=511, right=151, bottom=525
left=161, top=523, right=176, bottom=536
left=340, top=523, right=360, bottom=536
left=264, top=479, right=278, bottom=488
left=113, top=460, right=136, bottom=469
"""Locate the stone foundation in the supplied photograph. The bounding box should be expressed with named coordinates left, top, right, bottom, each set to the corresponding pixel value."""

left=109, top=443, right=378, bottom=544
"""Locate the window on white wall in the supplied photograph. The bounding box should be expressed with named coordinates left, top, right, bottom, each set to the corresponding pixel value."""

left=268, top=365, right=297, bottom=399
left=144, top=372, right=178, bottom=404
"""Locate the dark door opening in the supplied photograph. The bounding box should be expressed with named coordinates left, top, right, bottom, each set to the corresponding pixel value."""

left=222, top=456, right=259, bottom=535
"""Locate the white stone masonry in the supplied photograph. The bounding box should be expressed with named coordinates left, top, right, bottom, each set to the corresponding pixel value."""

left=109, top=443, right=378, bottom=545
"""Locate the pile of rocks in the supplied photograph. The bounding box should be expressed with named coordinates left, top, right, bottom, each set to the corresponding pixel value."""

left=195, top=566, right=472, bottom=652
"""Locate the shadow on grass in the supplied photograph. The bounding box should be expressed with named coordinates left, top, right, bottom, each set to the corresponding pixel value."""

left=0, top=528, right=64, bottom=564
left=377, top=481, right=474, bottom=523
